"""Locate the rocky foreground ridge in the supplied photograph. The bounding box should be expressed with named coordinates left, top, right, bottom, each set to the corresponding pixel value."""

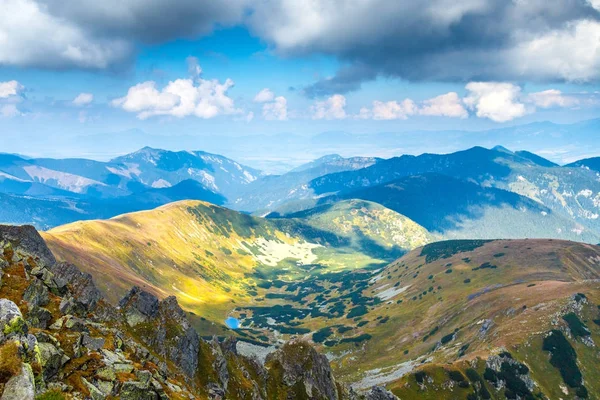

left=0, top=224, right=393, bottom=400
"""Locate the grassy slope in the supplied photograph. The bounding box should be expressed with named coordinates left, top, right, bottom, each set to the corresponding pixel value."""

left=42, top=200, right=430, bottom=326
left=315, top=239, right=600, bottom=396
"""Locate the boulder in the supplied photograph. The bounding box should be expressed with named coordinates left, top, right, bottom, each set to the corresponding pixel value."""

left=82, top=333, right=105, bottom=351
left=23, top=279, right=49, bottom=307
left=38, top=342, right=65, bottom=380
left=365, top=387, right=399, bottom=400
left=0, top=299, right=27, bottom=340
left=0, top=363, right=35, bottom=400
left=120, top=381, right=159, bottom=400
left=81, top=377, right=105, bottom=400
left=26, top=306, right=52, bottom=329
left=49, top=262, right=101, bottom=311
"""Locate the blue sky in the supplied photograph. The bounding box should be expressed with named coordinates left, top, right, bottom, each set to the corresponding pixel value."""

left=2, top=0, right=600, bottom=160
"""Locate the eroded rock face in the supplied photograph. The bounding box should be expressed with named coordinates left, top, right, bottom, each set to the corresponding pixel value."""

left=119, top=286, right=159, bottom=325
left=0, top=225, right=56, bottom=267
left=49, top=262, right=102, bottom=311
left=119, top=288, right=200, bottom=379
left=266, top=340, right=342, bottom=400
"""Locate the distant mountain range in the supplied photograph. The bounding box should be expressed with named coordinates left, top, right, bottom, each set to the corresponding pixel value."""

left=1, top=144, right=600, bottom=244
left=5, top=118, right=600, bottom=173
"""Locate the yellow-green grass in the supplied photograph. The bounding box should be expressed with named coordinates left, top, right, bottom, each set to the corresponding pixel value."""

left=43, top=200, right=430, bottom=325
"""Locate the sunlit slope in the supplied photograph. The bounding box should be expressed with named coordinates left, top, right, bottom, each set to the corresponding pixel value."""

left=280, top=199, right=435, bottom=260
left=225, top=237, right=600, bottom=394
left=42, top=200, right=431, bottom=321
left=313, top=239, right=600, bottom=397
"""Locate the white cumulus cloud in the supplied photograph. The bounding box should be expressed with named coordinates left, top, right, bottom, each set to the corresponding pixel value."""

left=419, top=92, right=468, bottom=118
left=527, top=89, right=579, bottom=108
left=371, top=99, right=417, bottom=120
left=463, top=82, right=527, bottom=122
left=0, top=80, right=23, bottom=98
left=72, top=92, right=94, bottom=106
left=311, top=94, right=347, bottom=120
left=254, top=88, right=275, bottom=103
left=112, top=63, right=241, bottom=119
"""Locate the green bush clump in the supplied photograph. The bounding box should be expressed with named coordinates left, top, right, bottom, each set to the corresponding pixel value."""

left=562, top=313, right=590, bottom=337
left=346, top=305, right=368, bottom=318
left=440, top=332, right=455, bottom=345
left=414, top=371, right=427, bottom=384
left=542, top=329, right=585, bottom=394
left=312, top=327, right=333, bottom=343
left=420, top=240, right=491, bottom=263
left=339, top=334, right=372, bottom=344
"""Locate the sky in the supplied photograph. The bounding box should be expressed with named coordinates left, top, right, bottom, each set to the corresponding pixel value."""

left=2, top=0, right=600, bottom=161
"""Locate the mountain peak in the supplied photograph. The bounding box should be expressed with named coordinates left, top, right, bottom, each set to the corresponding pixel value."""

left=491, top=145, right=514, bottom=154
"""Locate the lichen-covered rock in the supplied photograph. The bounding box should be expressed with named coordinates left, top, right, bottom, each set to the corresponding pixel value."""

left=26, top=306, right=52, bottom=329
left=23, top=279, right=49, bottom=307
left=0, top=363, right=35, bottom=400
left=81, top=377, right=105, bottom=400
left=120, top=380, right=159, bottom=400
left=0, top=299, right=27, bottom=340
left=49, top=262, right=101, bottom=311
left=38, top=342, right=67, bottom=380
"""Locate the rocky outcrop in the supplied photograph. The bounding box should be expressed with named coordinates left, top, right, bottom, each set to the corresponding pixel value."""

left=265, top=340, right=343, bottom=400
left=0, top=224, right=355, bottom=400
left=49, top=262, right=102, bottom=311
left=365, top=386, right=399, bottom=400
left=119, top=288, right=200, bottom=379
left=0, top=224, right=56, bottom=267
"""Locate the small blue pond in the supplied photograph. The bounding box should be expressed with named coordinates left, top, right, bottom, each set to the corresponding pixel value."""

left=225, top=317, right=240, bottom=329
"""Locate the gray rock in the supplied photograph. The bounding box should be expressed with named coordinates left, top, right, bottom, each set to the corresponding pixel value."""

left=38, top=342, right=66, bottom=380
left=120, top=381, right=159, bottom=400
left=82, top=333, right=105, bottom=351
left=365, top=386, right=399, bottom=400
left=265, top=340, right=340, bottom=400
left=0, top=224, right=56, bottom=267
left=0, top=363, right=35, bottom=400
left=64, top=316, right=88, bottom=332
left=118, top=290, right=199, bottom=380
left=59, top=297, right=86, bottom=316
left=81, top=377, right=105, bottom=400
left=26, top=306, right=52, bottom=329
left=0, top=298, right=27, bottom=340
left=119, top=287, right=159, bottom=326
left=23, top=279, right=49, bottom=307
left=49, top=262, right=101, bottom=311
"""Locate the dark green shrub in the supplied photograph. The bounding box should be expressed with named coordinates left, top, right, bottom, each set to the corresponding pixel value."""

left=542, top=329, right=582, bottom=388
